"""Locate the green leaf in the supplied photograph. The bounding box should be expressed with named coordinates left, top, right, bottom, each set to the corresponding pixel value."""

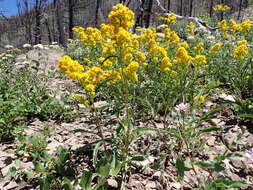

left=109, top=154, right=122, bottom=177
left=15, top=159, right=22, bottom=168
left=80, top=171, right=94, bottom=190
left=93, top=141, right=102, bottom=167
left=7, top=167, right=16, bottom=177
left=131, top=156, right=146, bottom=161
left=176, top=158, right=187, bottom=178
left=210, top=178, right=248, bottom=189
left=34, top=162, right=46, bottom=172
left=26, top=171, right=36, bottom=179
left=149, top=164, right=161, bottom=170
left=98, top=161, right=110, bottom=177
left=62, top=178, right=75, bottom=190
left=238, top=113, right=253, bottom=119
left=194, top=126, right=221, bottom=137
left=199, top=108, right=221, bottom=122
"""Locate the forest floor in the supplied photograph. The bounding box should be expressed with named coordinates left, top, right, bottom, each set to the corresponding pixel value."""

left=0, top=46, right=253, bottom=190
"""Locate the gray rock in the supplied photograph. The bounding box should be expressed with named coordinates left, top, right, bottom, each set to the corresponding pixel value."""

left=1, top=181, right=18, bottom=190
left=107, top=179, right=118, bottom=188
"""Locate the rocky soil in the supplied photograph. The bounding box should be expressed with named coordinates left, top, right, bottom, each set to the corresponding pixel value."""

left=1, top=48, right=253, bottom=190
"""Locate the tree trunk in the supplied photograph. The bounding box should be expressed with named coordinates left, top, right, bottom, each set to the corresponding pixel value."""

left=45, top=18, right=52, bottom=44
left=52, top=0, right=57, bottom=42
left=189, top=0, right=194, bottom=16
left=179, top=0, right=183, bottom=15
left=167, top=0, right=170, bottom=11
left=209, top=0, right=213, bottom=17
left=244, top=0, right=248, bottom=8
left=68, top=0, right=74, bottom=38
left=35, top=0, right=41, bottom=44
left=134, top=0, right=145, bottom=30
left=145, top=0, right=153, bottom=28
left=238, top=0, right=243, bottom=20
left=56, top=0, right=66, bottom=47
left=95, top=0, right=101, bottom=27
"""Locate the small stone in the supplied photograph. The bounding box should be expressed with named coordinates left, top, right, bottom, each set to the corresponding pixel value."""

left=206, top=136, right=216, bottom=146
left=152, top=171, right=161, bottom=179
left=3, top=181, right=18, bottom=190
left=171, top=182, right=181, bottom=189
left=94, top=101, right=107, bottom=108
left=1, top=162, right=15, bottom=177
left=107, top=179, right=118, bottom=188
left=219, top=93, right=236, bottom=102
left=129, top=180, right=143, bottom=190
left=210, top=118, right=221, bottom=126
left=229, top=156, right=246, bottom=169
left=134, top=156, right=155, bottom=167
left=145, top=181, right=156, bottom=189
left=206, top=101, right=214, bottom=107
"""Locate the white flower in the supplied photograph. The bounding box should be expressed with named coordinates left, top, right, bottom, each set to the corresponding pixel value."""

left=175, top=103, right=190, bottom=112
left=23, top=43, right=32, bottom=48
left=33, top=44, right=44, bottom=50
left=4, top=45, right=14, bottom=49
left=187, top=35, right=195, bottom=41
left=206, top=35, right=215, bottom=40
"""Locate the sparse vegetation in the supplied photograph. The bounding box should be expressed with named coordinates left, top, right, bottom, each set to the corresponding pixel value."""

left=0, top=1, right=253, bottom=190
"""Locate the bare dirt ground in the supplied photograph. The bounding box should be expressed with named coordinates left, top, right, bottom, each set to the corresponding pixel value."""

left=1, top=48, right=253, bottom=190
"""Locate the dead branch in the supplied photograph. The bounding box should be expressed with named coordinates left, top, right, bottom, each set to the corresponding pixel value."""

left=154, top=0, right=218, bottom=34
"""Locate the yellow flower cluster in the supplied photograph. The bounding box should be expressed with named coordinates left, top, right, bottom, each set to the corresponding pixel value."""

left=193, top=42, right=204, bottom=55
left=160, top=56, right=172, bottom=71
left=123, top=61, right=139, bottom=82
left=234, top=40, right=248, bottom=60
left=175, top=47, right=192, bottom=65
left=208, top=42, right=222, bottom=54
left=163, top=28, right=180, bottom=45
left=241, top=19, right=252, bottom=32
left=108, top=3, right=134, bottom=31
left=193, top=95, right=205, bottom=105
left=160, top=13, right=177, bottom=25
left=187, top=22, right=195, bottom=35
left=192, top=55, right=207, bottom=68
left=59, top=3, right=213, bottom=101
left=59, top=55, right=122, bottom=97
left=229, top=19, right=252, bottom=34
left=213, top=4, right=230, bottom=12
left=229, top=19, right=242, bottom=33
left=218, top=20, right=229, bottom=31
left=58, top=56, right=84, bottom=80
left=73, top=27, right=102, bottom=46
left=218, top=19, right=252, bottom=37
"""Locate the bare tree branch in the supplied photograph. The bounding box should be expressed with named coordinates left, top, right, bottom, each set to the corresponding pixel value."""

left=154, top=0, right=218, bottom=33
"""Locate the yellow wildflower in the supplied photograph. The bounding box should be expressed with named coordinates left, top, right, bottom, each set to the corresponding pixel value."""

left=208, top=42, right=222, bottom=54
left=23, top=152, right=29, bottom=158
left=179, top=41, right=189, bottom=49
left=160, top=13, right=177, bottom=25
left=213, top=4, right=230, bottom=11
left=175, top=47, right=191, bottom=65
left=85, top=84, right=96, bottom=96
left=160, top=56, right=172, bottom=71
left=124, top=61, right=139, bottom=82
left=187, top=22, right=195, bottom=35
left=193, top=42, right=204, bottom=55
left=108, top=4, right=134, bottom=31
left=241, top=19, right=252, bottom=33
left=194, top=95, right=205, bottom=105
left=234, top=40, right=248, bottom=59
left=192, top=55, right=207, bottom=68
